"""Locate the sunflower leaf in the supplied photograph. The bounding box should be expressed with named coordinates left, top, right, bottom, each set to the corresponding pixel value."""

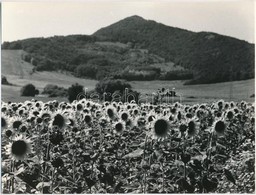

left=36, top=182, right=51, bottom=190
left=123, top=148, right=144, bottom=159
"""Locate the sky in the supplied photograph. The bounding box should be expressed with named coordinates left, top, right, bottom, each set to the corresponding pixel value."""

left=1, top=0, right=255, bottom=43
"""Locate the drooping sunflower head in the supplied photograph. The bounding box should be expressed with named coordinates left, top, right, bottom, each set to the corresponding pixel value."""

left=213, top=119, right=226, bottom=136
left=51, top=112, right=67, bottom=130
left=1, top=115, right=8, bottom=130
left=217, top=99, right=224, bottom=108
left=106, top=106, right=117, bottom=120
left=6, top=135, right=32, bottom=161
left=76, top=103, right=84, bottom=111
left=186, top=119, right=199, bottom=137
left=179, top=123, right=187, bottom=134
left=84, top=114, right=92, bottom=124
left=151, top=117, right=170, bottom=140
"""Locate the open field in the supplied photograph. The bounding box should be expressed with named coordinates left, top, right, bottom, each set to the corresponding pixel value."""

left=1, top=50, right=255, bottom=104
left=1, top=50, right=97, bottom=102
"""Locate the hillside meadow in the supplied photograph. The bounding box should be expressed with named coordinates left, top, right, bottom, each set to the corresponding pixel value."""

left=1, top=50, right=254, bottom=104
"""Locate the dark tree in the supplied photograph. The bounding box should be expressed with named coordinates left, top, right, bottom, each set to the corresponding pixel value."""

left=20, top=84, right=38, bottom=97
left=67, top=83, right=84, bottom=103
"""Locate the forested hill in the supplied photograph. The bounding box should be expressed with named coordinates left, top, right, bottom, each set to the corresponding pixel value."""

left=94, top=15, right=255, bottom=84
left=2, top=15, right=254, bottom=84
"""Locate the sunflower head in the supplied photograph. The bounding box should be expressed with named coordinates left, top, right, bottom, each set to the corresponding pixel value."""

left=226, top=109, right=234, bottom=120
left=147, top=115, right=155, bottom=123
left=51, top=112, right=67, bottom=130
left=151, top=118, right=170, bottom=140
left=114, top=121, right=125, bottom=134
left=6, top=136, right=31, bottom=161
left=187, top=119, right=198, bottom=137
left=120, top=111, right=129, bottom=121
left=213, top=119, right=226, bottom=136
left=106, top=106, right=117, bottom=120
left=84, top=114, right=92, bottom=124
left=1, top=116, right=8, bottom=129
left=5, top=129, right=13, bottom=138
left=76, top=103, right=83, bottom=111
left=11, top=117, right=23, bottom=130
left=179, top=123, right=187, bottom=133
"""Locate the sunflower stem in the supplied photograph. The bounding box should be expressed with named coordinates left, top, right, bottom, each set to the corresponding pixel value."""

left=11, top=160, right=14, bottom=193
left=184, top=163, right=187, bottom=179
left=207, top=131, right=214, bottom=173
left=51, top=168, right=55, bottom=193
left=162, top=161, right=165, bottom=192
left=143, top=135, right=148, bottom=160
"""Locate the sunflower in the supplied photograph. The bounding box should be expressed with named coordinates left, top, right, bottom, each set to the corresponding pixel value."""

left=6, top=135, right=32, bottom=161
left=39, top=110, right=52, bottom=123
left=106, top=105, right=117, bottom=120
left=151, top=117, right=170, bottom=140
left=135, top=116, right=147, bottom=128
left=5, top=129, right=13, bottom=138
left=120, top=111, right=129, bottom=121
left=50, top=112, right=68, bottom=130
left=113, top=121, right=125, bottom=134
left=225, top=109, right=234, bottom=120
left=217, top=100, right=224, bottom=108
left=1, top=115, right=8, bottom=130
left=186, top=119, right=199, bottom=137
left=213, top=119, right=226, bottom=136
left=76, top=103, right=84, bottom=111
left=84, top=114, right=92, bottom=124
left=10, top=116, right=24, bottom=130
left=147, top=114, right=156, bottom=123
left=179, top=123, right=187, bottom=133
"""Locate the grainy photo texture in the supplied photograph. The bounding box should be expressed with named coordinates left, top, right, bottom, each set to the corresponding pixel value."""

left=1, top=0, right=255, bottom=194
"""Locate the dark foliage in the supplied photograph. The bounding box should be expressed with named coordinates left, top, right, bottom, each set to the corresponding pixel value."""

left=42, top=84, right=68, bottom=97
left=95, top=79, right=139, bottom=102
left=20, top=84, right=38, bottom=97
left=95, top=79, right=131, bottom=95
left=67, top=83, right=85, bottom=103
left=94, top=15, right=254, bottom=84
left=1, top=75, right=12, bottom=85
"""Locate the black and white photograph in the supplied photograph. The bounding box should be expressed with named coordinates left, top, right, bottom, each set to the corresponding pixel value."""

left=1, top=0, right=255, bottom=193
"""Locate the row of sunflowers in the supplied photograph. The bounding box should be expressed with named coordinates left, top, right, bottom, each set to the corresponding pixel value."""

left=1, top=99, right=255, bottom=193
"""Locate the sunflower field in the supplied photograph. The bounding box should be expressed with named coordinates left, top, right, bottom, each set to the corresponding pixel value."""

left=1, top=99, right=255, bottom=193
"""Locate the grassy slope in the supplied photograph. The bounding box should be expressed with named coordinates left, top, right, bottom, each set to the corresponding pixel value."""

left=1, top=50, right=97, bottom=102
left=1, top=50, right=254, bottom=104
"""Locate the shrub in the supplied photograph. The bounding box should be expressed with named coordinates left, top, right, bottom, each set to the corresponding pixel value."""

left=95, top=79, right=131, bottom=95
left=95, top=79, right=140, bottom=102
left=2, top=75, right=11, bottom=85
left=20, top=84, right=38, bottom=97
left=42, top=84, right=67, bottom=97
left=22, top=54, right=32, bottom=63
left=67, top=83, right=85, bottom=103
